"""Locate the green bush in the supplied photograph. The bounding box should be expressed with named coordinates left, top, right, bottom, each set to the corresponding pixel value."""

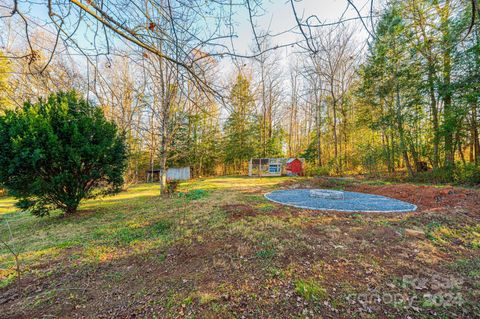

left=305, top=165, right=330, bottom=177
left=0, top=91, right=127, bottom=216
left=410, top=168, right=454, bottom=184
left=454, top=163, right=480, bottom=186
left=409, top=164, right=480, bottom=185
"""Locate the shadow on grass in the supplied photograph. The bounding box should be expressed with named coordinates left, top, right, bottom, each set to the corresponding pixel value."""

left=0, top=192, right=182, bottom=282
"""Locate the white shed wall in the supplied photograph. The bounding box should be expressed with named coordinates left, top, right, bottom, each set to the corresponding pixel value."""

left=167, top=167, right=191, bottom=180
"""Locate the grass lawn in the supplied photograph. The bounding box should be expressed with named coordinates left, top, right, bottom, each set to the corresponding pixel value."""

left=0, top=176, right=479, bottom=318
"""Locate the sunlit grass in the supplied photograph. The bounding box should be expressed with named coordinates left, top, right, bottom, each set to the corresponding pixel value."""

left=0, top=177, right=294, bottom=287
left=0, top=183, right=171, bottom=284
left=0, top=197, right=17, bottom=215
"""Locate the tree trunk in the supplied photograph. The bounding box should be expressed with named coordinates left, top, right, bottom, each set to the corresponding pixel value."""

left=471, top=101, right=480, bottom=165
left=427, top=61, right=440, bottom=169
left=159, top=93, right=171, bottom=195
left=331, top=88, right=339, bottom=173
left=383, top=129, right=394, bottom=173
left=407, top=133, right=421, bottom=172
left=395, top=83, right=414, bottom=177
left=316, top=104, right=322, bottom=166
left=443, top=85, right=454, bottom=168
left=440, top=0, right=455, bottom=169
left=399, top=127, right=414, bottom=177
left=159, top=135, right=168, bottom=194
left=261, top=63, right=267, bottom=157
left=65, top=205, right=78, bottom=215
left=457, top=132, right=466, bottom=166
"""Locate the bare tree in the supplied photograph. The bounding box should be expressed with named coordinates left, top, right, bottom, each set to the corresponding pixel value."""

left=251, top=35, right=284, bottom=157
left=309, top=26, right=358, bottom=172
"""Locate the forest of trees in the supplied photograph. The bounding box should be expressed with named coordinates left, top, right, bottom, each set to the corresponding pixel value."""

left=0, top=0, right=479, bottom=188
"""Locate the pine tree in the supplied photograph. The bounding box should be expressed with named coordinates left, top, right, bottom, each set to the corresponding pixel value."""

left=0, top=91, right=127, bottom=216
left=224, top=73, right=259, bottom=172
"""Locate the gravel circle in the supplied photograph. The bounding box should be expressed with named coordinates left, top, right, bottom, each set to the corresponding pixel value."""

left=264, top=189, right=417, bottom=213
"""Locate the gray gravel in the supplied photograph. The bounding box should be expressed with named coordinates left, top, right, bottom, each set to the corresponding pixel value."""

left=264, top=189, right=417, bottom=213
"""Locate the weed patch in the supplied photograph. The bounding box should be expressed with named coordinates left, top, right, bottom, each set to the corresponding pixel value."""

left=450, top=257, right=480, bottom=280
left=294, top=279, right=327, bottom=301
left=179, top=189, right=209, bottom=200
left=425, top=222, right=480, bottom=249
left=255, top=248, right=276, bottom=259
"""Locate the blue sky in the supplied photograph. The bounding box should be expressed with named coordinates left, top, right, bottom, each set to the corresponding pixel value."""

left=1, top=0, right=373, bottom=53
left=0, top=0, right=374, bottom=77
left=230, top=0, right=373, bottom=54
left=216, top=0, right=372, bottom=76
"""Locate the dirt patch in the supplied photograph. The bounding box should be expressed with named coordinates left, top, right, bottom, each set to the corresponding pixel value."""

left=0, top=236, right=244, bottom=319
left=345, top=183, right=480, bottom=212
left=301, top=177, right=480, bottom=213
left=221, top=204, right=258, bottom=220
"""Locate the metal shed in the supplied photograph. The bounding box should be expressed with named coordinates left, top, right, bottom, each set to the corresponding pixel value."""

left=146, top=167, right=191, bottom=182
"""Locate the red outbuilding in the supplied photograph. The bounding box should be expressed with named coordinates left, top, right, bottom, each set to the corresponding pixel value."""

left=285, top=158, right=304, bottom=176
